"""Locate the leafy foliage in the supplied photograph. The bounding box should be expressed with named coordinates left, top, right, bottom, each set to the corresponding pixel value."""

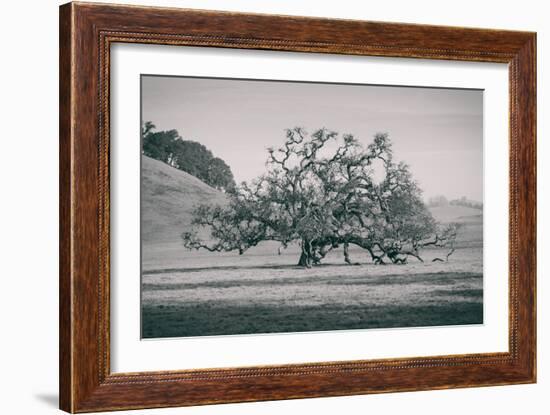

left=142, top=122, right=235, bottom=192
left=183, top=128, right=460, bottom=267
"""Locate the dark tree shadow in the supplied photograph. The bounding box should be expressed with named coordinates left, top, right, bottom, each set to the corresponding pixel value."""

left=144, top=262, right=362, bottom=275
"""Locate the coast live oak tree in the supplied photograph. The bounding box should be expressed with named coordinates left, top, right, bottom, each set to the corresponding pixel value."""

left=182, top=128, right=460, bottom=267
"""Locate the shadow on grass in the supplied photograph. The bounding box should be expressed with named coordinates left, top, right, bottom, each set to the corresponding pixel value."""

left=142, top=301, right=483, bottom=339
left=143, top=262, right=362, bottom=275
left=143, top=272, right=482, bottom=291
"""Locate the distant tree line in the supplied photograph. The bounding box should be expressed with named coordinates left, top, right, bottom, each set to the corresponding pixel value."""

left=427, top=195, right=482, bottom=210
left=183, top=128, right=460, bottom=267
left=449, top=196, right=483, bottom=210
left=427, top=195, right=450, bottom=208
left=141, top=121, right=236, bottom=192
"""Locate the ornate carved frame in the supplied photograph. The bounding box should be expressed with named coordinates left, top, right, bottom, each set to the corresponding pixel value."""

left=59, top=2, right=536, bottom=412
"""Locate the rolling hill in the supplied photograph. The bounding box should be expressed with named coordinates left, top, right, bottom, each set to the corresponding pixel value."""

left=141, top=155, right=227, bottom=244
left=428, top=204, right=483, bottom=249
left=429, top=204, right=482, bottom=223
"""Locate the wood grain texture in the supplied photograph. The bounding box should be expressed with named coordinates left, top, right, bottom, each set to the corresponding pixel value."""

left=59, top=2, right=537, bottom=412
left=59, top=3, right=73, bottom=412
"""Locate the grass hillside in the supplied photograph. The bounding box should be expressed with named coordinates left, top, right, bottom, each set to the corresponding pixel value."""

left=429, top=204, right=483, bottom=249
left=141, top=155, right=227, bottom=244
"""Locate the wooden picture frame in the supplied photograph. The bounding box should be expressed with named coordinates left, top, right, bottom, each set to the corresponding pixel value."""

left=59, top=2, right=536, bottom=412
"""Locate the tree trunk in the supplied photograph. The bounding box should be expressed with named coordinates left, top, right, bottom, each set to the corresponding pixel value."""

left=297, top=251, right=312, bottom=267
left=298, top=239, right=313, bottom=268
left=343, top=242, right=360, bottom=265
left=343, top=242, right=352, bottom=265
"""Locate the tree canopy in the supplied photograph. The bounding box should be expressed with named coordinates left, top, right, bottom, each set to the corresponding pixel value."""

left=142, top=122, right=236, bottom=192
left=182, top=128, right=460, bottom=267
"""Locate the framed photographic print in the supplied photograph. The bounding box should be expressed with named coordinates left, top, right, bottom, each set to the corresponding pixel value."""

left=59, top=2, right=536, bottom=413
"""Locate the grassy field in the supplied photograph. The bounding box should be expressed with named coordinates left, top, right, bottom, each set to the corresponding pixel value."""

left=141, top=224, right=483, bottom=338
left=141, top=156, right=483, bottom=339
left=142, top=267, right=482, bottom=338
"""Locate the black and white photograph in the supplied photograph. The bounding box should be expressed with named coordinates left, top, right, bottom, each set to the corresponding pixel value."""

left=140, top=75, right=484, bottom=339
left=3, top=0, right=545, bottom=413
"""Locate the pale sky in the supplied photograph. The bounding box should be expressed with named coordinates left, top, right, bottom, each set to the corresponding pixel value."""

left=142, top=75, right=483, bottom=202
